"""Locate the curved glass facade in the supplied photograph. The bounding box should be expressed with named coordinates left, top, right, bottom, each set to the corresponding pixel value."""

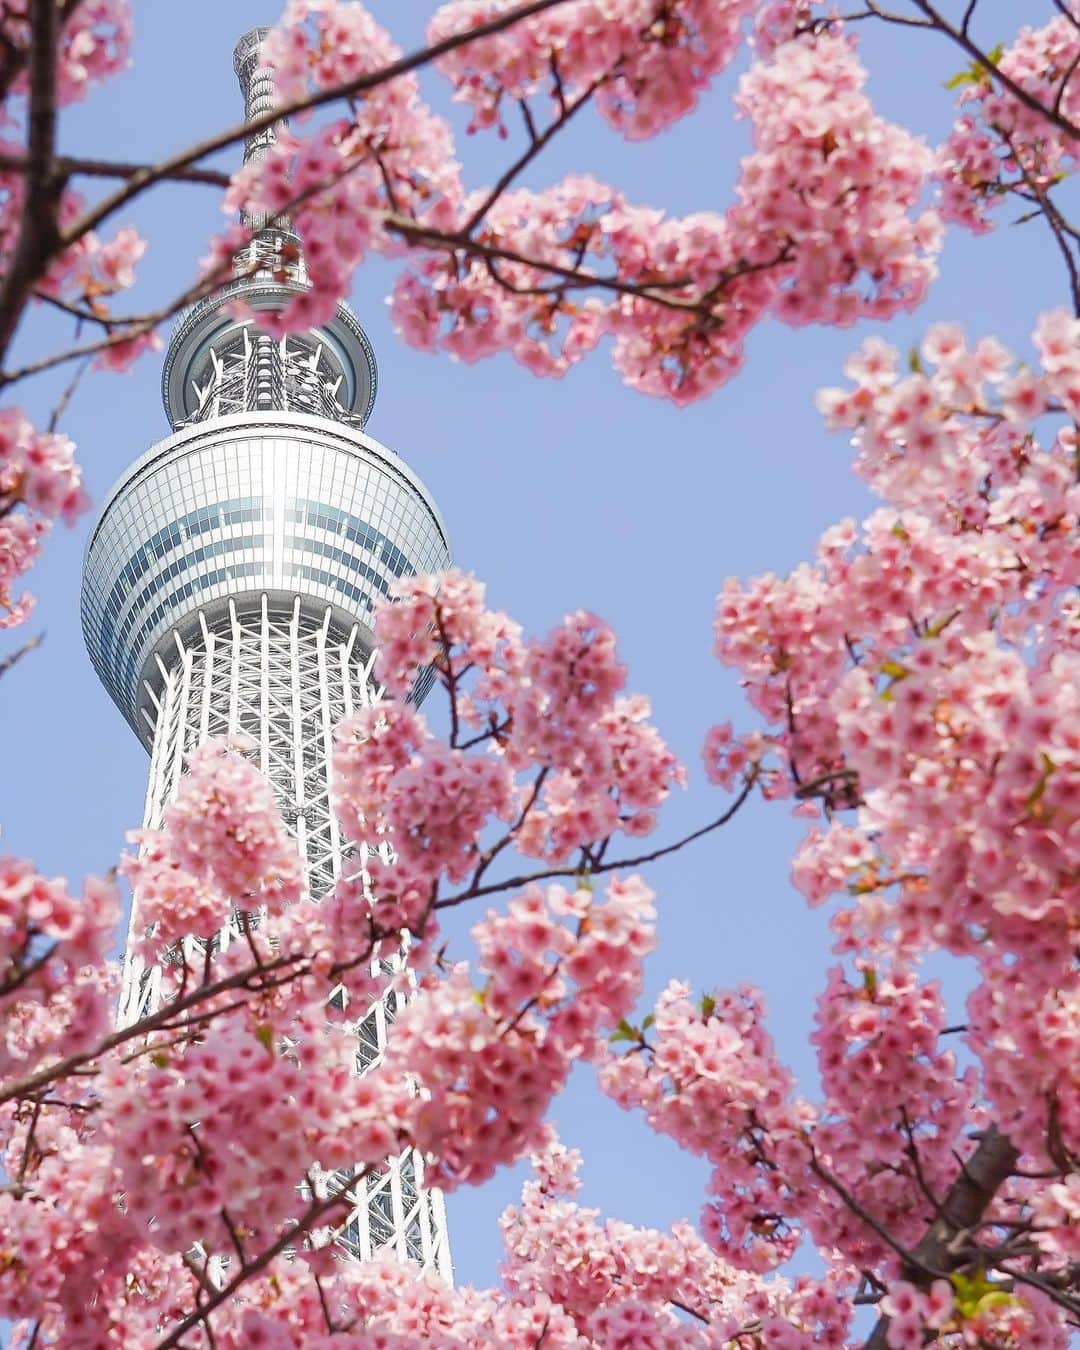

left=82, top=410, right=450, bottom=744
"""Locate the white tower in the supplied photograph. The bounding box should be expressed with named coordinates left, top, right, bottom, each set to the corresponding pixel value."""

left=80, top=29, right=453, bottom=1277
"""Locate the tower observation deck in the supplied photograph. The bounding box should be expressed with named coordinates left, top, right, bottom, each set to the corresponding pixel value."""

left=80, top=28, right=453, bottom=1276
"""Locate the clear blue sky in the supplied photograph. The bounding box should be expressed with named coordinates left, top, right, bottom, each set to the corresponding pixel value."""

left=1, top=0, right=1063, bottom=1293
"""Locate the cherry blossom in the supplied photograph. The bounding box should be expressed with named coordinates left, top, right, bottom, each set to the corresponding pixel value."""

left=0, top=3, right=1079, bottom=1345
left=0, top=858, right=117, bottom=1081
left=936, top=11, right=1080, bottom=234
left=0, top=408, right=89, bottom=628
left=389, top=31, right=940, bottom=402
left=428, top=0, right=757, bottom=140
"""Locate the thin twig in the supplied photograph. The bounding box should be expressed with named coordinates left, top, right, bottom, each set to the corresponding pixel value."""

left=1000, top=128, right=1080, bottom=316
left=60, top=0, right=581, bottom=252
left=903, top=0, right=1080, bottom=142
left=436, top=771, right=758, bottom=910
left=47, top=354, right=90, bottom=431
left=0, top=630, right=43, bottom=679
left=152, top=1177, right=367, bottom=1350
left=462, top=76, right=603, bottom=235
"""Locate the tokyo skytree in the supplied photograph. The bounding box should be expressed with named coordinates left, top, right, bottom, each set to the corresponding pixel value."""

left=80, top=28, right=453, bottom=1278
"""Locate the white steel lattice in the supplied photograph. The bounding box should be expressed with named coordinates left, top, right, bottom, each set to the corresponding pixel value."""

left=121, top=597, right=453, bottom=1280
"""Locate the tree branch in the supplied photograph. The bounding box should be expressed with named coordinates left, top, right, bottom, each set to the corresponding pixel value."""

left=864, top=1126, right=1019, bottom=1348
left=903, top=0, right=1080, bottom=142
left=461, top=75, right=604, bottom=235
left=0, top=630, right=43, bottom=679
left=152, top=1177, right=365, bottom=1350
left=0, top=153, right=232, bottom=188
left=436, top=770, right=758, bottom=910
left=386, top=216, right=789, bottom=317
left=59, top=0, right=580, bottom=253
left=0, top=0, right=61, bottom=358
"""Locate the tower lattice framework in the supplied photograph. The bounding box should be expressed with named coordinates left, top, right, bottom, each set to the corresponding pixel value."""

left=81, top=28, right=452, bottom=1280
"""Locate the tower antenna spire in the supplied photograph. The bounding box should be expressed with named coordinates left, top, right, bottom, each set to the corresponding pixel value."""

left=154, top=28, right=377, bottom=434
left=233, top=27, right=276, bottom=168
left=232, top=27, right=289, bottom=236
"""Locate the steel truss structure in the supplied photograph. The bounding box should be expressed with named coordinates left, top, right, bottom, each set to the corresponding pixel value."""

left=81, top=27, right=453, bottom=1284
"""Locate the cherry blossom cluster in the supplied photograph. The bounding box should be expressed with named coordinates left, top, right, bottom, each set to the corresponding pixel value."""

left=98, top=1008, right=410, bottom=1255
left=390, top=30, right=940, bottom=402
left=501, top=1133, right=856, bottom=1343
left=598, top=968, right=1068, bottom=1343
left=49, top=1244, right=586, bottom=1349
left=0, top=0, right=131, bottom=113
left=0, top=407, right=88, bottom=628
left=0, top=857, right=117, bottom=1080
left=221, top=2, right=461, bottom=334
left=936, top=11, right=1080, bottom=233
left=880, top=1272, right=1066, bottom=1350
left=333, top=571, right=682, bottom=917
left=371, top=877, right=655, bottom=1190
left=706, top=314, right=1079, bottom=1305
left=0, top=1113, right=137, bottom=1337
left=128, top=738, right=305, bottom=923
left=598, top=977, right=808, bottom=1273
left=428, top=0, right=757, bottom=140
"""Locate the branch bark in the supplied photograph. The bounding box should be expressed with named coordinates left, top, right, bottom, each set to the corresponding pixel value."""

left=864, top=1126, right=1020, bottom=1348
left=59, top=0, right=580, bottom=252
left=0, top=0, right=61, bottom=357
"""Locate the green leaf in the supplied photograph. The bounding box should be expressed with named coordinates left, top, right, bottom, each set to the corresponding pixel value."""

left=150, top=1052, right=170, bottom=1069
left=608, top=1018, right=639, bottom=1045
left=642, top=1013, right=655, bottom=1031
left=924, top=609, right=959, bottom=639
left=879, top=659, right=911, bottom=680
left=944, top=67, right=978, bottom=90
left=1025, top=753, right=1056, bottom=812
left=907, top=347, right=923, bottom=373
left=700, top=994, right=717, bottom=1019
left=862, top=967, right=878, bottom=1000
left=254, top=1024, right=274, bottom=1053
left=950, top=1268, right=1015, bottom=1320
left=945, top=45, right=1003, bottom=91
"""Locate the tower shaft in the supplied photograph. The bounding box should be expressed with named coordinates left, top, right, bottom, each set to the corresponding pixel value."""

left=82, top=28, right=454, bottom=1283
left=121, top=598, right=452, bottom=1278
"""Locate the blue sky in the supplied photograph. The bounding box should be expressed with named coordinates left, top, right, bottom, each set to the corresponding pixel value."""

left=0, top=0, right=1066, bottom=1293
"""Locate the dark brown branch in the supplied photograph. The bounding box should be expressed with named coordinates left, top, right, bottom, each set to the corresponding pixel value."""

left=904, top=0, right=1080, bottom=142
left=0, top=0, right=61, bottom=358
left=461, top=75, right=604, bottom=235
left=387, top=216, right=789, bottom=317
left=864, top=1126, right=1019, bottom=1348
left=436, top=770, right=758, bottom=910
left=1000, top=128, right=1080, bottom=316
left=60, top=0, right=581, bottom=252
left=0, top=153, right=231, bottom=188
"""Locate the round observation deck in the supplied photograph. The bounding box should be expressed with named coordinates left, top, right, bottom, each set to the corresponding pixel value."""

left=81, top=411, right=450, bottom=746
